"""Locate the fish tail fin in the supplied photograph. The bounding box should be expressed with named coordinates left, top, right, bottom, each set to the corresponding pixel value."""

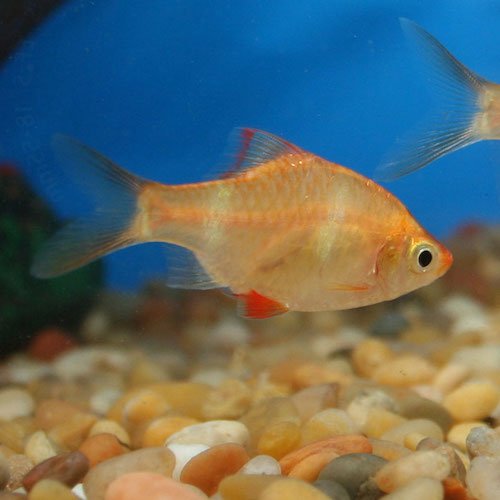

left=375, top=18, right=490, bottom=181
left=31, top=135, right=145, bottom=278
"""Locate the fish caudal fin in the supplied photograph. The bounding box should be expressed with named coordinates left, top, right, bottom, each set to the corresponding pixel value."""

left=375, top=18, right=488, bottom=181
left=31, top=135, right=144, bottom=278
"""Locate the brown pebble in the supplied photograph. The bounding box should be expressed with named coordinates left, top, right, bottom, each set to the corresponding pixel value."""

left=279, top=435, right=372, bottom=476
left=79, top=433, right=126, bottom=467
left=0, top=493, right=27, bottom=499
left=180, top=443, right=250, bottom=496
left=288, top=450, right=341, bottom=482
left=28, top=328, right=77, bottom=362
left=22, top=451, right=89, bottom=492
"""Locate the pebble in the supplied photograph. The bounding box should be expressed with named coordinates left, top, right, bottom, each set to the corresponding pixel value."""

left=311, top=479, right=350, bottom=500
left=448, top=422, right=489, bottom=451
left=433, top=363, right=470, bottom=395
left=368, top=438, right=411, bottom=462
left=27, top=328, right=77, bottom=362
left=466, top=426, right=500, bottom=457
left=89, top=420, right=131, bottom=447
left=374, top=450, right=450, bottom=493
left=443, top=380, right=500, bottom=421
left=78, top=433, right=126, bottom=467
left=34, top=400, right=83, bottom=431
left=142, top=416, right=199, bottom=448
left=180, top=443, right=250, bottom=496
left=22, top=451, right=89, bottom=491
left=300, top=409, right=358, bottom=445
left=24, top=431, right=58, bottom=465
left=240, top=397, right=300, bottom=450
left=344, top=387, right=399, bottom=428
left=397, top=394, right=453, bottom=433
left=5, top=454, right=33, bottom=491
left=381, top=477, right=444, bottom=500
left=218, top=474, right=281, bottom=500
left=372, top=355, right=437, bottom=387
left=167, top=444, right=209, bottom=480
left=104, top=472, right=206, bottom=500
left=165, top=420, right=249, bottom=448
left=318, top=453, right=387, bottom=498
left=279, top=435, right=372, bottom=477
left=0, top=388, right=34, bottom=421
left=201, top=379, right=252, bottom=420
left=290, top=384, right=338, bottom=422
left=0, top=454, right=9, bottom=490
left=122, top=389, right=170, bottom=425
left=0, top=420, right=35, bottom=454
left=451, top=345, right=500, bottom=374
left=416, top=438, right=467, bottom=482
left=466, top=455, right=500, bottom=500
left=47, top=412, right=97, bottom=450
left=147, top=382, right=213, bottom=420
left=351, top=339, right=394, bottom=378
left=53, top=348, right=130, bottom=380
left=83, top=447, right=175, bottom=500
left=259, top=477, right=331, bottom=500
left=257, top=420, right=301, bottom=459
left=90, top=388, right=123, bottom=416
left=361, top=408, right=407, bottom=438
left=380, top=419, right=444, bottom=446
left=28, top=478, right=78, bottom=500
left=239, top=455, right=281, bottom=475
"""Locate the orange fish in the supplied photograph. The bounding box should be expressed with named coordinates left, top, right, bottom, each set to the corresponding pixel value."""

left=32, top=129, right=453, bottom=319
left=376, top=18, right=500, bottom=180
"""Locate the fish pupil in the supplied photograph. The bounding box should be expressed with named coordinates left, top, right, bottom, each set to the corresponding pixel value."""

left=418, top=249, right=433, bottom=268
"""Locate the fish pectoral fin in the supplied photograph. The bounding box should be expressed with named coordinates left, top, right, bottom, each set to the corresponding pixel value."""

left=236, top=290, right=289, bottom=319
left=327, top=282, right=372, bottom=292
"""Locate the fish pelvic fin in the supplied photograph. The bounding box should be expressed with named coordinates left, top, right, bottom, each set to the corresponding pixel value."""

left=31, top=135, right=145, bottom=278
left=375, top=18, right=490, bottom=181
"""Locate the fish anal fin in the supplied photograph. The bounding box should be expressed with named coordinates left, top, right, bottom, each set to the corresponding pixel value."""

left=220, top=128, right=305, bottom=178
left=236, top=290, right=289, bottom=319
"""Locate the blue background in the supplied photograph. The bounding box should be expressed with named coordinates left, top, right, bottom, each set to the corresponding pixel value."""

left=0, top=0, right=498, bottom=290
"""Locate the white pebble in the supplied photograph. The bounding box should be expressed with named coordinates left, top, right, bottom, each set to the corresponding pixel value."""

left=452, top=345, right=500, bottom=373
left=166, top=443, right=209, bottom=480
left=89, top=387, right=123, bottom=415
left=467, top=455, right=500, bottom=500
left=72, top=483, right=86, bottom=499
left=24, top=430, right=58, bottom=464
left=165, top=420, right=249, bottom=447
left=239, top=455, right=281, bottom=475
left=0, top=387, right=34, bottom=420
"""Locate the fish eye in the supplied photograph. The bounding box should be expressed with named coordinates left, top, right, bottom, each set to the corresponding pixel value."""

left=410, top=243, right=436, bottom=273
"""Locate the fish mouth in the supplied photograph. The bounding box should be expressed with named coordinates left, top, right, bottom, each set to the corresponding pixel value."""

left=439, top=245, right=454, bottom=274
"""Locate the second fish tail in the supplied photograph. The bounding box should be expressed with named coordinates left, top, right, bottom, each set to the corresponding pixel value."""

left=376, top=18, right=491, bottom=181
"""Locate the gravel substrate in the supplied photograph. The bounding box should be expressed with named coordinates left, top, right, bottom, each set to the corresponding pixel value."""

left=0, top=225, right=499, bottom=500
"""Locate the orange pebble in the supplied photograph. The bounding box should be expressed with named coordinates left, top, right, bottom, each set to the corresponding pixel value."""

left=79, top=433, right=126, bottom=467
left=443, top=477, right=472, bottom=500
left=279, top=435, right=372, bottom=475
left=105, top=472, right=205, bottom=500
left=288, top=450, right=340, bottom=482
left=180, top=443, right=250, bottom=496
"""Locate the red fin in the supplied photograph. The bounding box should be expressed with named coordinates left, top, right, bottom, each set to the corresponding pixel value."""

left=220, top=128, right=305, bottom=178
left=236, top=290, right=289, bottom=319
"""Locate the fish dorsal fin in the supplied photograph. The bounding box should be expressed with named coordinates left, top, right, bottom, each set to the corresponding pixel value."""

left=166, top=245, right=222, bottom=290
left=221, top=128, right=305, bottom=178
